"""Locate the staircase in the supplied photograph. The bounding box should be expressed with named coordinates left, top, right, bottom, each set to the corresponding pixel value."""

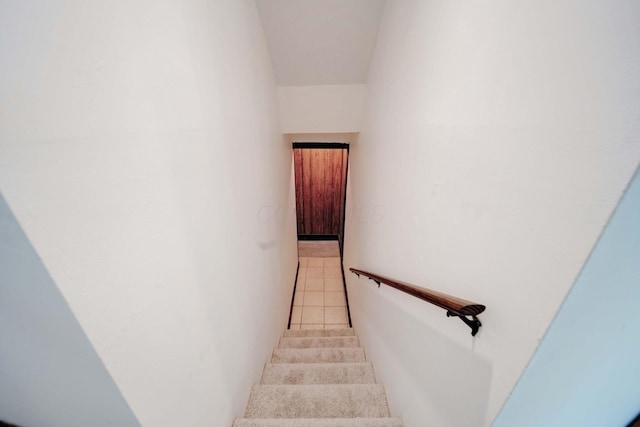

left=233, top=328, right=403, bottom=426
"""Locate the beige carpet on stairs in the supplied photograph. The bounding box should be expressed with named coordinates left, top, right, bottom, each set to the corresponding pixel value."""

left=233, top=328, right=403, bottom=427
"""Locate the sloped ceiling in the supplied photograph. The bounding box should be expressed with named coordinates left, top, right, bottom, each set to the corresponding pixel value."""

left=256, top=0, right=386, bottom=86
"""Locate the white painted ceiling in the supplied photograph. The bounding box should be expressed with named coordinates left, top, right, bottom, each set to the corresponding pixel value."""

left=256, top=0, right=386, bottom=86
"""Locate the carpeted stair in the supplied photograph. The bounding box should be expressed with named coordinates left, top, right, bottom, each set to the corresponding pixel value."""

left=233, top=328, right=403, bottom=427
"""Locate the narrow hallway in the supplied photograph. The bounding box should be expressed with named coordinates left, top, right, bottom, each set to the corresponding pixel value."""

left=290, top=241, right=350, bottom=329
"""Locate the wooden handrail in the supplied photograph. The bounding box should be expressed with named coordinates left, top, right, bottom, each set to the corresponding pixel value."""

left=349, top=268, right=486, bottom=335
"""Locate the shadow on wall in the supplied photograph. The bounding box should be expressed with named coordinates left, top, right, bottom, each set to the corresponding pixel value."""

left=350, top=278, right=492, bottom=427
left=0, top=193, right=140, bottom=427
left=492, top=165, right=640, bottom=427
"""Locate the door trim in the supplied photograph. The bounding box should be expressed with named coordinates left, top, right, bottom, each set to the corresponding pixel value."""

left=297, top=234, right=339, bottom=241
left=292, top=142, right=349, bottom=150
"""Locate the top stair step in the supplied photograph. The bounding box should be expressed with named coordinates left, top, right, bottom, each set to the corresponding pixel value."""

left=284, top=328, right=355, bottom=338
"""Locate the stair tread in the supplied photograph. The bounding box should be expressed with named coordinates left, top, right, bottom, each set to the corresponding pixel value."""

left=261, top=363, right=376, bottom=385
left=284, top=328, right=355, bottom=338
left=245, top=384, right=391, bottom=419
left=233, top=418, right=403, bottom=426
left=279, top=336, right=360, bottom=349
left=272, top=348, right=366, bottom=364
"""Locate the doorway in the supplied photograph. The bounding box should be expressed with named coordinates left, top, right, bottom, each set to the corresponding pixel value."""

left=293, top=142, right=349, bottom=254
left=288, top=142, right=351, bottom=329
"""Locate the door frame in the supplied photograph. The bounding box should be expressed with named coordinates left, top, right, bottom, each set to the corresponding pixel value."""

left=292, top=142, right=350, bottom=257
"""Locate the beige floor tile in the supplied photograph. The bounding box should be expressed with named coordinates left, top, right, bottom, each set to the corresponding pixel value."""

left=303, top=291, right=324, bottom=306
left=325, top=307, right=348, bottom=324
left=325, top=278, right=344, bottom=291
left=307, top=257, right=324, bottom=267
left=306, top=267, right=324, bottom=279
left=301, top=324, right=325, bottom=330
left=291, top=251, right=351, bottom=328
left=324, top=267, right=343, bottom=279
left=301, top=306, right=324, bottom=324
left=295, top=276, right=306, bottom=291
left=325, top=324, right=349, bottom=329
left=291, top=306, right=302, bottom=323
left=305, top=278, right=324, bottom=291
left=325, top=291, right=346, bottom=307
left=324, top=257, right=342, bottom=267
left=293, top=291, right=304, bottom=306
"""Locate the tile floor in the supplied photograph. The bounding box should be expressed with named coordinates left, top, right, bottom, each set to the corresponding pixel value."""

left=290, top=256, right=349, bottom=330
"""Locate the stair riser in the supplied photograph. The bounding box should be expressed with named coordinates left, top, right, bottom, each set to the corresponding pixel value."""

left=283, top=328, right=355, bottom=338
left=279, top=336, right=360, bottom=349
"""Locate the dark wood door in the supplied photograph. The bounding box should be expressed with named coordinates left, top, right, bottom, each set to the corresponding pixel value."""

left=293, top=147, right=348, bottom=238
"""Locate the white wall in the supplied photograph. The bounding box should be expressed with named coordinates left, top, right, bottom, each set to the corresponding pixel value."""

left=343, top=1, right=640, bottom=426
left=0, top=1, right=298, bottom=426
left=492, top=166, right=640, bottom=426
left=284, top=133, right=358, bottom=144
left=277, top=85, right=367, bottom=133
